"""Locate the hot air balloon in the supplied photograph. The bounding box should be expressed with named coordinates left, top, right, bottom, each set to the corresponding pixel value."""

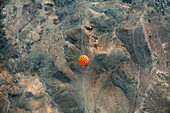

left=78, top=55, right=89, bottom=65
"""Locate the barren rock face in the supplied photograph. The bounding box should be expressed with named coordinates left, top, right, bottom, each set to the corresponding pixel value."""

left=0, top=0, right=169, bottom=113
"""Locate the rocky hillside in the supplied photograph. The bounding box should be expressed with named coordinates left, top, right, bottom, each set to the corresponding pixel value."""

left=0, top=0, right=169, bottom=113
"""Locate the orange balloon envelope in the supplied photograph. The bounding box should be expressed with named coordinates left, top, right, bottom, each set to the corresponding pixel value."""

left=78, top=55, right=89, bottom=65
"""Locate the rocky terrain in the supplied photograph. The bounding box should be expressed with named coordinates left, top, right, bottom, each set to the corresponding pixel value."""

left=0, top=0, right=169, bottom=113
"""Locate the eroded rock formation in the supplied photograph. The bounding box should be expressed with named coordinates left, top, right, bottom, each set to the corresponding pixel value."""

left=0, top=0, right=169, bottom=113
